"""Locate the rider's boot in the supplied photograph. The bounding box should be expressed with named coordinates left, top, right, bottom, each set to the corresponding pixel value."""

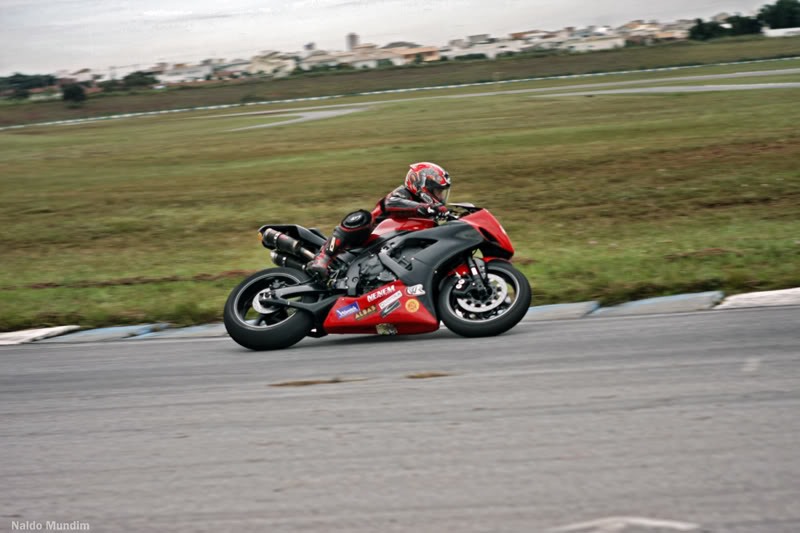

left=306, top=236, right=342, bottom=281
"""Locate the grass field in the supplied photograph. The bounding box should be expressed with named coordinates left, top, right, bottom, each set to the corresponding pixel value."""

left=1, top=68, right=799, bottom=331
left=2, top=35, right=800, bottom=127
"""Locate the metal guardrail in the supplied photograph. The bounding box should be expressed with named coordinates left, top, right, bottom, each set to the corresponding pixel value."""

left=2, top=56, right=799, bottom=132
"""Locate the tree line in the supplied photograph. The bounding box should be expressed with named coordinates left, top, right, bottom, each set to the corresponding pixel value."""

left=0, top=70, right=159, bottom=102
left=690, top=0, right=800, bottom=40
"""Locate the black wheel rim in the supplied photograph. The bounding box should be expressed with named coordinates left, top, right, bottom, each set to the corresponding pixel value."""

left=233, top=273, right=304, bottom=329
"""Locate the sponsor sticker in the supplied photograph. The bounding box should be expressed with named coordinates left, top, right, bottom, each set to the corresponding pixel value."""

left=335, top=302, right=361, bottom=319
left=380, top=300, right=402, bottom=318
left=405, top=299, right=420, bottom=313
left=378, top=290, right=402, bottom=310
left=355, top=305, right=378, bottom=321
left=367, top=285, right=396, bottom=303
left=406, top=284, right=426, bottom=297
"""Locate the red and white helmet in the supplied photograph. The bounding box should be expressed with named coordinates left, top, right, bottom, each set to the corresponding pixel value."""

left=405, top=162, right=451, bottom=205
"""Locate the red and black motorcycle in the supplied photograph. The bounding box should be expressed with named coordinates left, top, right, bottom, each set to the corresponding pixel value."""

left=223, top=203, right=531, bottom=350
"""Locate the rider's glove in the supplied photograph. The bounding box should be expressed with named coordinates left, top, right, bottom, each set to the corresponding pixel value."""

left=417, top=204, right=449, bottom=218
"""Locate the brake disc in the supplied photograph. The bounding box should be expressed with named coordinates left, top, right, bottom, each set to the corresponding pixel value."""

left=456, top=274, right=509, bottom=313
left=253, top=289, right=280, bottom=314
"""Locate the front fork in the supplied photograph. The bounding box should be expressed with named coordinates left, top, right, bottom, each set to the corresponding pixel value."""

left=452, top=255, right=491, bottom=299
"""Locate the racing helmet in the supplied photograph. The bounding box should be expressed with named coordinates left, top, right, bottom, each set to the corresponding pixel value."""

left=405, top=162, right=451, bottom=205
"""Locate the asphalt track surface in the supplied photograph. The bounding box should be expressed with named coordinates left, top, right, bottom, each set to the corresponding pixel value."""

left=2, top=306, right=799, bottom=532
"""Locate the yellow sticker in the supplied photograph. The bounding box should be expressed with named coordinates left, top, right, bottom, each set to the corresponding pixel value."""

left=405, top=299, right=420, bottom=313
left=355, top=305, right=377, bottom=321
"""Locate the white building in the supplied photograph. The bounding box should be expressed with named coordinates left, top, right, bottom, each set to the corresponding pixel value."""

left=336, top=44, right=416, bottom=68
left=510, top=30, right=551, bottom=41
left=617, top=20, right=662, bottom=38
left=28, top=88, right=63, bottom=101
left=764, top=27, right=800, bottom=37
left=521, top=35, right=569, bottom=51
left=656, top=29, right=690, bottom=40
left=440, top=39, right=523, bottom=60
left=468, top=34, right=491, bottom=44
left=212, top=59, right=251, bottom=78
left=157, top=64, right=214, bottom=83
left=248, top=52, right=297, bottom=77
left=299, top=50, right=343, bottom=70
left=563, top=36, right=626, bottom=52
left=104, top=64, right=146, bottom=81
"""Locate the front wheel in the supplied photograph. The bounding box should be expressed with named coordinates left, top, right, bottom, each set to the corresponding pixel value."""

left=224, top=268, right=315, bottom=351
left=437, top=261, right=531, bottom=338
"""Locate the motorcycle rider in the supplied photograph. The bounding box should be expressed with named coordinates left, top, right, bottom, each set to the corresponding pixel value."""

left=307, top=162, right=452, bottom=281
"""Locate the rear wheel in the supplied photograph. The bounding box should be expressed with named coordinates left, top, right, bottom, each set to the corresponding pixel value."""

left=437, top=260, right=531, bottom=338
left=223, top=268, right=315, bottom=351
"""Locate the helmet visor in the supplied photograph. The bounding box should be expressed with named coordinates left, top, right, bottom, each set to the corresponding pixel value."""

left=432, top=186, right=451, bottom=205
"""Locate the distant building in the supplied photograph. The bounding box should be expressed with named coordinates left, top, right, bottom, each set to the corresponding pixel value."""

left=764, top=26, right=800, bottom=37
left=563, top=36, right=625, bottom=52
left=510, top=30, right=541, bottom=40
left=468, top=34, right=491, bottom=44
left=531, top=36, right=567, bottom=50
left=655, top=29, right=689, bottom=40
left=347, top=33, right=359, bottom=51
left=157, top=64, right=214, bottom=83
left=248, top=52, right=296, bottom=77
left=394, top=46, right=441, bottom=63
left=299, top=50, right=343, bottom=70
left=617, top=19, right=664, bottom=43
left=441, top=39, right=523, bottom=60
left=673, top=19, right=696, bottom=30
left=335, top=45, right=406, bottom=69
left=104, top=65, right=144, bottom=81
left=211, top=59, right=251, bottom=79
left=142, top=63, right=169, bottom=78
left=28, top=87, right=63, bottom=101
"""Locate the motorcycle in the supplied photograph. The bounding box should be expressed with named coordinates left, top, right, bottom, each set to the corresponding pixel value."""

left=223, top=203, right=531, bottom=350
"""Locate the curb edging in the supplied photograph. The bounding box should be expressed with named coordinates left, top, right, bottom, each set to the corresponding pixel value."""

left=3, top=287, right=799, bottom=345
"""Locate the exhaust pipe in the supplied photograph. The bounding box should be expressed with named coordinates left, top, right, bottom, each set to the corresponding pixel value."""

left=270, top=251, right=309, bottom=271
left=262, top=229, right=316, bottom=261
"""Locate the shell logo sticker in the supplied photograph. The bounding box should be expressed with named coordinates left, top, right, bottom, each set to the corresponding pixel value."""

left=405, top=299, right=420, bottom=313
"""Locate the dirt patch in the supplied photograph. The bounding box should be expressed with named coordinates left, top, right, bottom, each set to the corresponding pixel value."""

left=4, top=270, right=259, bottom=291
left=268, top=377, right=369, bottom=387
left=407, top=372, right=454, bottom=379
left=664, top=248, right=745, bottom=260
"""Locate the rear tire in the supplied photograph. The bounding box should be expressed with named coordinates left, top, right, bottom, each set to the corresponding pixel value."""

left=223, top=268, right=315, bottom=351
left=437, top=260, right=531, bottom=338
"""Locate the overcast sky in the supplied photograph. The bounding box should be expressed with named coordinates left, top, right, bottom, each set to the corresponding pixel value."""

left=0, top=0, right=766, bottom=76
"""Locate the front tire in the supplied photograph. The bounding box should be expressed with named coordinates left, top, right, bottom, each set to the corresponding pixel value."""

left=438, top=260, right=531, bottom=338
left=224, top=268, right=315, bottom=351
